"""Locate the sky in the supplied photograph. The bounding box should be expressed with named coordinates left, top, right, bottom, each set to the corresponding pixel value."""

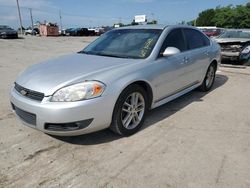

left=0, top=0, right=249, bottom=29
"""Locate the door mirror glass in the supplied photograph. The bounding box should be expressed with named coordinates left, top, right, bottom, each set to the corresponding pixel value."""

left=162, top=47, right=181, bottom=57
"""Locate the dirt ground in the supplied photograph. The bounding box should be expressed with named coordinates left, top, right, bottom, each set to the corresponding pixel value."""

left=0, top=36, right=250, bottom=188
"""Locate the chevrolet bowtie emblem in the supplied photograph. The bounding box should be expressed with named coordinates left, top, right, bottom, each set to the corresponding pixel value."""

left=20, top=90, right=27, bottom=96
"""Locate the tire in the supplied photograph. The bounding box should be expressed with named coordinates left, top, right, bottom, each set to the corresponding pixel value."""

left=110, top=84, right=148, bottom=136
left=199, top=63, right=216, bottom=92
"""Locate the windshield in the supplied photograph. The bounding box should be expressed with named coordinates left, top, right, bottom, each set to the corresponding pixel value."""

left=0, top=26, right=12, bottom=30
left=218, top=30, right=250, bottom=39
left=80, top=29, right=162, bottom=59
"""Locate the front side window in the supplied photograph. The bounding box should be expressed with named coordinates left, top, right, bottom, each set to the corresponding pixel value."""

left=183, top=29, right=209, bottom=50
left=80, top=29, right=162, bottom=59
left=160, top=29, right=187, bottom=55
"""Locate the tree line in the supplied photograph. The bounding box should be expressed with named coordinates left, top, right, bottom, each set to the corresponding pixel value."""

left=189, top=3, right=250, bottom=28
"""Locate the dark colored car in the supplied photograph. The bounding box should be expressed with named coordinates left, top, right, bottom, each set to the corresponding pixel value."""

left=65, top=28, right=92, bottom=36
left=87, top=29, right=95, bottom=36
left=0, top=25, right=18, bottom=39
left=215, top=30, right=250, bottom=64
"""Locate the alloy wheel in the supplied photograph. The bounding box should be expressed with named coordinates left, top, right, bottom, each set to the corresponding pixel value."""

left=121, top=92, right=145, bottom=129
left=205, top=65, right=215, bottom=88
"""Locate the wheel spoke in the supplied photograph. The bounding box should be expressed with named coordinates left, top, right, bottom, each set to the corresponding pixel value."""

left=136, top=106, right=144, bottom=112
left=124, top=114, right=133, bottom=128
left=122, top=113, right=131, bottom=125
left=134, top=112, right=139, bottom=122
left=136, top=102, right=144, bottom=108
left=124, top=102, right=132, bottom=108
left=134, top=93, right=139, bottom=106
left=122, top=107, right=130, bottom=113
left=132, top=115, right=137, bottom=124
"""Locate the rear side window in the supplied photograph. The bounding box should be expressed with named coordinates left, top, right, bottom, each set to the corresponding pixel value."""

left=160, top=29, right=187, bottom=54
left=183, top=29, right=210, bottom=50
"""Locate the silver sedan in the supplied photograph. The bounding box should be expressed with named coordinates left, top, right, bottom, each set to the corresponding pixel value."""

left=10, top=25, right=221, bottom=136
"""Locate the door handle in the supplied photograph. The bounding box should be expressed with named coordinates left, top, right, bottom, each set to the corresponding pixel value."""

left=183, top=57, right=189, bottom=63
left=204, top=51, right=209, bottom=56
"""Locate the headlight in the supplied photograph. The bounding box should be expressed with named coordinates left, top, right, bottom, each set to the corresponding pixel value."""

left=242, top=46, right=250, bottom=54
left=51, top=81, right=105, bottom=102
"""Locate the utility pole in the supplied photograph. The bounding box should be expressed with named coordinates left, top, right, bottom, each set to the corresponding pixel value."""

left=29, top=8, right=34, bottom=29
left=16, top=0, right=23, bottom=34
left=59, top=10, right=62, bottom=31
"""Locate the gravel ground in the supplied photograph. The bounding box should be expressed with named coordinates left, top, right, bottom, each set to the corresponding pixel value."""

left=0, top=36, right=250, bottom=188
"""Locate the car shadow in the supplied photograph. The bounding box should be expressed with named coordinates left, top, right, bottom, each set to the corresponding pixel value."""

left=53, top=74, right=228, bottom=145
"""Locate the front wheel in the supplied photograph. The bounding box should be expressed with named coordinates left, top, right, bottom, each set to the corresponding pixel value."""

left=110, top=85, right=148, bottom=136
left=199, top=63, right=216, bottom=92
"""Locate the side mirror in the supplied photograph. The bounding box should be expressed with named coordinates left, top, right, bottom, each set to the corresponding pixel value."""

left=162, top=47, right=181, bottom=57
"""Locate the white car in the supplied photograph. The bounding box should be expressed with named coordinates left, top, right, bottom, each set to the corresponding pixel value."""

left=10, top=25, right=221, bottom=136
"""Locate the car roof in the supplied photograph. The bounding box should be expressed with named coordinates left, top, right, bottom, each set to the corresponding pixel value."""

left=115, top=24, right=198, bottom=31
left=115, top=24, right=167, bottom=30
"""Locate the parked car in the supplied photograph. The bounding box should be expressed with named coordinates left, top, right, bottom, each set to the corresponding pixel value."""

left=0, top=25, right=18, bottom=39
left=65, top=28, right=91, bottom=36
left=65, top=28, right=74, bottom=36
left=88, top=27, right=107, bottom=36
left=59, top=29, right=66, bottom=36
left=25, top=28, right=39, bottom=35
left=87, top=28, right=96, bottom=36
left=214, top=29, right=250, bottom=64
left=10, top=25, right=220, bottom=136
left=200, top=28, right=223, bottom=38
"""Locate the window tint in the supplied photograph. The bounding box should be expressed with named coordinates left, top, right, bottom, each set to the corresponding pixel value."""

left=160, top=29, right=186, bottom=55
left=183, top=29, right=210, bottom=49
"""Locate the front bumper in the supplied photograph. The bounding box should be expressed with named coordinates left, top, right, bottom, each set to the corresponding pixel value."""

left=10, top=88, right=115, bottom=136
left=221, top=51, right=250, bottom=62
left=221, top=51, right=239, bottom=59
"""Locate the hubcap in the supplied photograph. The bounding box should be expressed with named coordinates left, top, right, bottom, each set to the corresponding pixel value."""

left=121, top=92, right=145, bottom=129
left=205, top=66, right=215, bottom=88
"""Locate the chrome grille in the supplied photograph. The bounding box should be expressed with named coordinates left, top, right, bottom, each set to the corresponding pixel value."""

left=14, top=83, right=44, bottom=102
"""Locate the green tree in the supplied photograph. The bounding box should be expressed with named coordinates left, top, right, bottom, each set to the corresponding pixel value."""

left=191, top=3, right=250, bottom=28
left=147, top=20, right=157, bottom=25
left=196, top=9, right=216, bottom=26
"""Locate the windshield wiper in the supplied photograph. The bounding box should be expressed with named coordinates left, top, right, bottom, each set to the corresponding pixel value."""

left=78, top=51, right=141, bottom=59
left=94, top=53, right=127, bottom=58
left=78, top=51, right=91, bottom=54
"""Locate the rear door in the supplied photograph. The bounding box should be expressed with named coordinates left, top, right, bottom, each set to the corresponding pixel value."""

left=182, top=28, right=211, bottom=83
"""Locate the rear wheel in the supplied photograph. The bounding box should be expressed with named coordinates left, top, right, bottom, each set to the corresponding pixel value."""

left=110, top=85, right=148, bottom=136
left=199, top=63, right=216, bottom=92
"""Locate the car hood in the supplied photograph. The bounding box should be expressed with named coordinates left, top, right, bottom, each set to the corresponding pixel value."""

left=16, top=53, right=140, bottom=96
left=215, top=38, right=250, bottom=44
